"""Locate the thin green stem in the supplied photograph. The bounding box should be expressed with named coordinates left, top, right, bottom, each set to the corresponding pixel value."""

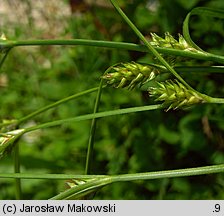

left=206, top=96, right=224, bottom=104
left=110, top=0, right=195, bottom=91
left=24, top=104, right=162, bottom=133
left=0, top=48, right=11, bottom=70
left=13, top=39, right=140, bottom=49
left=18, top=86, right=102, bottom=124
left=170, top=66, right=224, bottom=74
left=0, top=164, right=223, bottom=181
left=183, top=7, right=224, bottom=52
left=85, top=80, right=104, bottom=175
left=0, top=86, right=102, bottom=128
left=0, top=173, right=105, bottom=180
left=7, top=39, right=224, bottom=64
left=142, top=64, right=224, bottom=75
left=14, top=143, right=22, bottom=200
left=111, top=164, right=224, bottom=182
left=50, top=164, right=224, bottom=199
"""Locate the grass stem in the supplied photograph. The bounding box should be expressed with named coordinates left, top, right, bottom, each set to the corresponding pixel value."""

left=85, top=81, right=103, bottom=175
left=14, top=143, right=22, bottom=200
left=24, top=104, right=163, bottom=133
left=0, top=86, right=102, bottom=128
left=10, top=39, right=224, bottom=64
left=50, top=163, right=224, bottom=199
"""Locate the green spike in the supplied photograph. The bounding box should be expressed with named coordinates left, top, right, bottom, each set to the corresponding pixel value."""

left=149, top=80, right=206, bottom=110
left=102, top=62, right=160, bottom=89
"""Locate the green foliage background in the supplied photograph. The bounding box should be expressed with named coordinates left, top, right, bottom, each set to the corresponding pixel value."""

left=0, top=0, right=224, bottom=199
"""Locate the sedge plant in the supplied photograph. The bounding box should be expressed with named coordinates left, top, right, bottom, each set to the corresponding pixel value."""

left=0, top=1, right=224, bottom=199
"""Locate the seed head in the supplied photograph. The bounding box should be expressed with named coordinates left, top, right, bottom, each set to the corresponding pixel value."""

left=150, top=32, right=198, bottom=52
left=0, top=129, right=24, bottom=158
left=149, top=80, right=205, bottom=110
left=102, top=62, right=160, bottom=89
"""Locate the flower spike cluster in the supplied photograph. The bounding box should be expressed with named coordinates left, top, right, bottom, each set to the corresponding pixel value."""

left=101, top=62, right=160, bottom=89
left=102, top=33, right=206, bottom=111
left=149, top=80, right=205, bottom=111
left=150, top=32, right=199, bottom=52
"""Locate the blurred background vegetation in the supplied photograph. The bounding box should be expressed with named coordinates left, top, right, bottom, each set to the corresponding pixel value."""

left=0, top=0, right=224, bottom=199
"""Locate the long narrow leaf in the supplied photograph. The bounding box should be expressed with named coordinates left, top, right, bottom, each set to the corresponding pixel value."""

left=6, top=39, right=224, bottom=64
left=25, top=104, right=163, bottom=133
left=50, top=164, right=224, bottom=199
left=85, top=80, right=104, bottom=174
left=183, top=7, right=224, bottom=51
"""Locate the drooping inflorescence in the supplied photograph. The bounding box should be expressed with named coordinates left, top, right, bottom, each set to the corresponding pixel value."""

left=101, top=61, right=160, bottom=90
left=149, top=80, right=205, bottom=111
